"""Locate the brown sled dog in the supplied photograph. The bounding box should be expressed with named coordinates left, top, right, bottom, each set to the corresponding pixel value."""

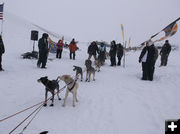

left=85, top=59, right=95, bottom=82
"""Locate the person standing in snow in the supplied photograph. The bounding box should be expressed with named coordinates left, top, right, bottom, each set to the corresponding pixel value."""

left=69, top=38, right=78, bottom=60
left=160, top=40, right=171, bottom=66
left=109, top=40, right=117, bottom=66
left=139, top=40, right=156, bottom=81
left=56, top=39, right=64, bottom=59
left=87, top=41, right=99, bottom=61
left=37, top=33, right=49, bottom=68
left=0, top=35, right=5, bottom=71
left=98, top=43, right=106, bottom=65
left=116, top=43, right=124, bottom=66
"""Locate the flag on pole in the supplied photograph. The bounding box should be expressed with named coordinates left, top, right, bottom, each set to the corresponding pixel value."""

left=121, top=24, right=124, bottom=41
left=151, top=17, right=180, bottom=42
left=0, top=3, right=4, bottom=20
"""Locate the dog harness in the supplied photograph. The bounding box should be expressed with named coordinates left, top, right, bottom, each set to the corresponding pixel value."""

left=68, top=80, right=77, bottom=91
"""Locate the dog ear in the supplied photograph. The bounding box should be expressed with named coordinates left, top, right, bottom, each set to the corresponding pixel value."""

left=45, top=76, right=48, bottom=79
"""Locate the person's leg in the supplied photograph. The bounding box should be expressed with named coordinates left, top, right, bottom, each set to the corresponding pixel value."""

left=148, top=64, right=154, bottom=81
left=93, top=55, right=97, bottom=60
left=59, top=49, right=62, bottom=59
left=142, top=62, right=148, bottom=80
left=110, top=57, right=113, bottom=66
left=56, top=49, right=59, bottom=58
left=41, top=52, right=47, bottom=68
left=88, top=54, right=92, bottom=60
left=112, top=57, right=116, bottom=66
left=37, top=52, right=43, bottom=67
left=73, top=52, right=75, bottom=60
left=0, top=55, right=2, bottom=70
left=160, top=55, right=164, bottom=66
left=70, top=51, right=72, bottom=59
left=114, top=56, right=116, bottom=65
left=117, top=57, right=120, bottom=66
left=164, top=55, right=168, bottom=66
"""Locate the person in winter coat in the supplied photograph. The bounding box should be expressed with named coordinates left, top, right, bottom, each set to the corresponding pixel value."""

left=139, top=40, right=156, bottom=81
left=69, top=38, right=78, bottom=60
left=56, top=39, right=64, bottom=59
left=98, top=43, right=106, bottom=65
left=116, top=43, right=124, bottom=66
left=109, top=40, right=117, bottom=66
left=37, top=33, right=49, bottom=68
left=88, top=41, right=99, bottom=60
left=160, top=40, right=171, bottom=66
left=0, top=35, right=5, bottom=71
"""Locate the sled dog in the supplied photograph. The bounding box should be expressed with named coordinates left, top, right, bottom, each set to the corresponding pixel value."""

left=59, top=75, right=79, bottom=107
left=37, top=76, right=61, bottom=106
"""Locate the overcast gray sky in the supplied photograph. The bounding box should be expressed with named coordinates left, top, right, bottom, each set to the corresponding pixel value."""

left=2, top=0, right=180, bottom=45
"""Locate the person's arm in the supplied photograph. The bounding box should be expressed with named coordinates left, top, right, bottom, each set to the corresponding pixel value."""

left=139, top=47, right=146, bottom=63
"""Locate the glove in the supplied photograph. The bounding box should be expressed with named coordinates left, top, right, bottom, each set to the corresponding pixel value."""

left=139, top=59, right=141, bottom=63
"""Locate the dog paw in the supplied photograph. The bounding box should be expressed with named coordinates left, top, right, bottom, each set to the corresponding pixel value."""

left=43, top=104, right=47, bottom=107
left=50, top=104, right=54, bottom=107
left=72, top=104, right=75, bottom=107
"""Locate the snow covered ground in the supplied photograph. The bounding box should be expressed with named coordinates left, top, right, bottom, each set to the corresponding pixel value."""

left=0, top=13, right=180, bottom=134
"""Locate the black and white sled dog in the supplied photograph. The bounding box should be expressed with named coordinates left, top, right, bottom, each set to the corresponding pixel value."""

left=37, top=76, right=61, bottom=107
left=59, top=75, right=79, bottom=107
left=73, top=65, right=83, bottom=81
left=85, top=59, right=96, bottom=82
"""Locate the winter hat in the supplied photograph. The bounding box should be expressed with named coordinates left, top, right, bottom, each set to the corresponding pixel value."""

left=42, top=33, right=49, bottom=39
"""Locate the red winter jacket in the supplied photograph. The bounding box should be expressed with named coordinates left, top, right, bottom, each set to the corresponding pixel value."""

left=57, top=40, right=64, bottom=50
left=69, top=43, right=77, bottom=52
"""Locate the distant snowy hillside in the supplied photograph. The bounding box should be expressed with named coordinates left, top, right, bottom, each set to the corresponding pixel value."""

left=0, top=13, right=180, bottom=134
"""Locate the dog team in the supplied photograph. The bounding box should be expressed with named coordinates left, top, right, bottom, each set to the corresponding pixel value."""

left=38, top=58, right=101, bottom=107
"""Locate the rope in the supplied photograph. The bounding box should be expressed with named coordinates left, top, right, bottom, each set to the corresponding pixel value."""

left=1, top=74, right=80, bottom=133
left=0, top=101, right=44, bottom=122
left=0, top=81, right=67, bottom=123
left=19, top=105, right=44, bottom=134
left=9, top=104, right=43, bottom=134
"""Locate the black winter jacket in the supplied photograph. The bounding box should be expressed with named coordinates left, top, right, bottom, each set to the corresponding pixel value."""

left=109, top=44, right=117, bottom=57
left=117, top=44, right=123, bottom=57
left=139, top=45, right=156, bottom=65
left=160, top=43, right=171, bottom=56
left=38, top=37, right=48, bottom=54
left=88, top=44, right=99, bottom=55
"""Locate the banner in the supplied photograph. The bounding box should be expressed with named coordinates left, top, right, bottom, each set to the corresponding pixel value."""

left=121, top=24, right=124, bottom=41
left=49, top=38, right=57, bottom=53
left=151, top=18, right=180, bottom=42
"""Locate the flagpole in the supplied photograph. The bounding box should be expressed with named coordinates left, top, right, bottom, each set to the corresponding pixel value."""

left=121, top=24, right=125, bottom=68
